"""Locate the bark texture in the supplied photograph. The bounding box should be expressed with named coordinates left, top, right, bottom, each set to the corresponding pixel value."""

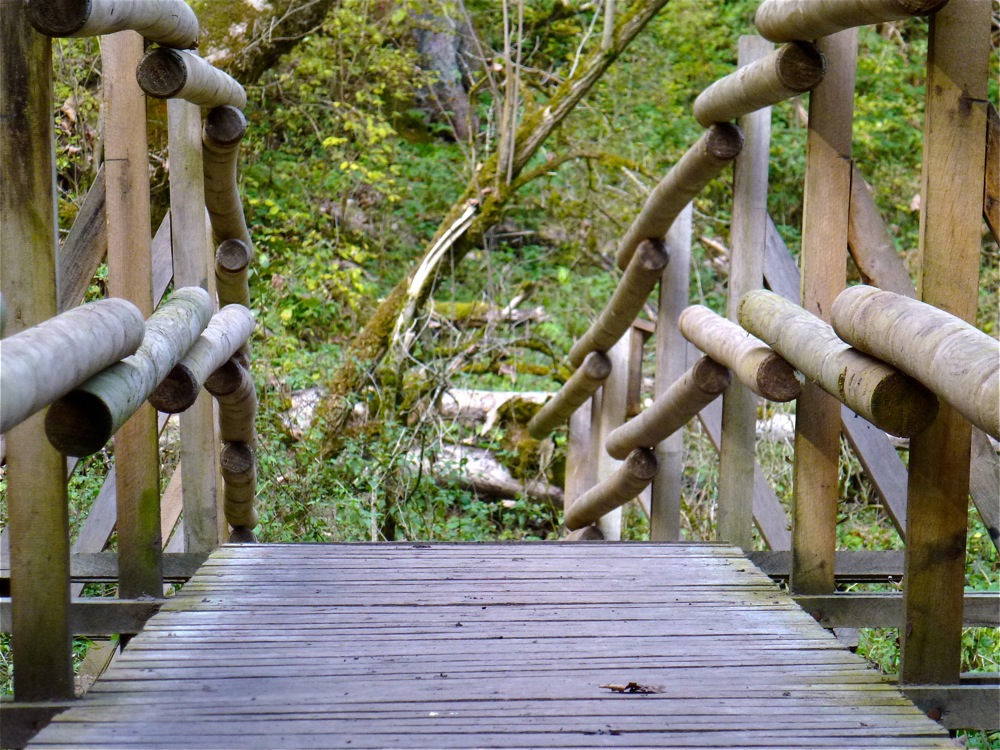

left=832, top=285, right=999, bottom=439
left=0, top=298, right=145, bottom=433
left=138, top=48, right=247, bottom=109
left=45, top=287, right=214, bottom=456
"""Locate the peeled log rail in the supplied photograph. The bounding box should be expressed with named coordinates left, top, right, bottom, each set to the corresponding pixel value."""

left=615, top=124, right=743, bottom=270
left=205, top=357, right=257, bottom=446
left=216, top=238, right=252, bottom=309
left=754, top=0, right=950, bottom=43
left=203, top=106, right=252, bottom=247
left=605, top=357, right=731, bottom=460
left=0, top=299, right=145, bottom=433
left=832, top=285, right=1000, bottom=439
left=568, top=240, right=668, bottom=367
left=563, top=448, right=658, bottom=530
left=148, top=305, right=255, bottom=414
left=739, top=290, right=938, bottom=438
left=220, top=441, right=258, bottom=530
left=679, top=304, right=801, bottom=402
left=25, top=0, right=198, bottom=48
left=693, top=42, right=826, bottom=127
left=137, top=48, right=247, bottom=110
left=45, top=287, right=214, bottom=456
left=527, top=352, right=612, bottom=439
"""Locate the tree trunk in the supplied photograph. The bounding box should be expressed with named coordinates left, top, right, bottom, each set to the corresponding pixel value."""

left=315, top=0, right=674, bottom=453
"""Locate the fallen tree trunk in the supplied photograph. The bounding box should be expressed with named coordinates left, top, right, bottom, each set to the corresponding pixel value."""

left=314, top=0, right=675, bottom=452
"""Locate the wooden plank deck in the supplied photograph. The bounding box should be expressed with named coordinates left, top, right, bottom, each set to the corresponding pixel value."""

left=29, top=543, right=956, bottom=749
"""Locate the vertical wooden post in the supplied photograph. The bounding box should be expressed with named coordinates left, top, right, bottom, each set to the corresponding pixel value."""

left=595, top=335, right=630, bottom=540
left=717, top=36, right=774, bottom=550
left=651, top=203, right=692, bottom=541
left=901, top=0, right=990, bottom=685
left=0, top=0, right=74, bottom=700
left=790, top=29, right=856, bottom=595
left=168, top=98, right=220, bottom=552
left=565, top=401, right=595, bottom=511
left=103, top=31, right=162, bottom=598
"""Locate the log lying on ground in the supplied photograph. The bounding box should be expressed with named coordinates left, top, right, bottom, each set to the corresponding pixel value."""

left=26, top=0, right=198, bottom=48
left=693, top=42, right=826, bottom=127
left=220, top=441, right=258, bottom=530
left=615, top=124, right=743, bottom=270
left=739, top=290, right=938, bottom=437
left=137, top=48, right=247, bottom=110
left=831, top=285, right=1000, bottom=439
left=215, top=238, right=252, bottom=309
left=605, top=357, right=731, bottom=459
left=754, top=0, right=950, bottom=43
left=528, top=352, right=612, bottom=439
left=847, top=166, right=916, bottom=298
left=149, top=305, right=255, bottom=414
left=0, top=299, right=145, bottom=433
left=45, top=287, right=214, bottom=456
left=569, top=240, right=668, bottom=367
left=563, top=448, right=658, bottom=530
left=205, top=357, right=257, bottom=446
left=679, top=304, right=801, bottom=402
left=203, top=106, right=252, bottom=248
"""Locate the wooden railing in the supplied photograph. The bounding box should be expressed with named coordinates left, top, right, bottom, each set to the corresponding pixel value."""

left=531, top=0, right=999, bottom=730
left=0, top=0, right=257, bottom=726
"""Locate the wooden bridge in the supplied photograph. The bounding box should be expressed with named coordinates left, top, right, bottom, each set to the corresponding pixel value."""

left=1, top=0, right=998, bottom=748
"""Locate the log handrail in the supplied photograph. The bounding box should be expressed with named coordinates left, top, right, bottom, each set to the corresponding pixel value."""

left=26, top=0, right=199, bottom=48
left=754, top=0, right=951, bottom=43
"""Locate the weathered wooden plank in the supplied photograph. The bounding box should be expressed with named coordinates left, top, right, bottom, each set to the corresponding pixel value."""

left=985, top=102, right=999, bottom=242
left=748, top=550, right=903, bottom=581
left=970, top=428, right=1000, bottom=551
left=29, top=544, right=957, bottom=748
left=1, top=552, right=207, bottom=583
left=102, top=30, right=162, bottom=599
left=902, top=0, right=991, bottom=686
left=902, top=685, right=1000, bottom=731
left=0, top=0, right=74, bottom=701
left=0, top=703, right=72, bottom=750
left=718, top=35, right=773, bottom=551
left=57, top=165, right=107, bottom=312
left=0, top=598, right=161, bottom=636
left=651, top=204, right=693, bottom=541
left=793, top=592, right=999, bottom=629
left=792, top=28, right=856, bottom=595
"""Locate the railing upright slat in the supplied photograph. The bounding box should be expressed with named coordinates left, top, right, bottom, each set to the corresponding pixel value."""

left=901, top=0, right=993, bottom=684
left=717, top=35, right=774, bottom=551
left=0, top=0, right=74, bottom=701
left=168, top=98, right=221, bottom=552
left=790, top=29, right=857, bottom=596
left=102, top=30, right=162, bottom=598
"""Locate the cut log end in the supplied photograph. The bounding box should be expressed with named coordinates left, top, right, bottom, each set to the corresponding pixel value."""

left=563, top=526, right=605, bottom=541
left=756, top=353, right=801, bottom=402
left=148, top=366, right=199, bottom=414
left=136, top=48, right=187, bottom=100
left=205, top=106, right=248, bottom=147
left=692, top=356, right=732, bottom=394
left=582, top=350, right=613, bottom=382
left=25, top=0, right=90, bottom=37
left=205, top=359, right=243, bottom=397
left=44, top=390, right=113, bottom=457
left=704, top=123, right=745, bottom=161
left=228, top=527, right=258, bottom=543
left=776, top=42, right=826, bottom=92
left=899, top=0, right=951, bottom=14
left=624, top=447, right=659, bottom=482
left=867, top=373, right=940, bottom=438
left=635, top=238, right=670, bottom=273
left=221, top=441, right=255, bottom=475
left=216, top=238, right=252, bottom=273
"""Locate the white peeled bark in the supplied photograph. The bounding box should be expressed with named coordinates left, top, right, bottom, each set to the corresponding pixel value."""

left=605, top=356, right=731, bottom=459
left=569, top=239, right=668, bottom=367
left=563, top=448, right=658, bottom=530
left=25, top=0, right=198, bottom=48
left=0, top=298, right=145, bottom=433
left=149, top=304, right=255, bottom=414
left=137, top=48, right=247, bottom=110
left=205, top=357, right=257, bottom=446
left=754, top=0, right=950, bottom=43
left=831, top=285, right=999, bottom=439
left=528, top=352, right=612, bottom=439
left=693, top=42, right=825, bottom=127
left=44, top=287, right=213, bottom=456
left=615, top=124, right=743, bottom=270
left=679, top=304, right=801, bottom=402
left=739, top=290, right=938, bottom=437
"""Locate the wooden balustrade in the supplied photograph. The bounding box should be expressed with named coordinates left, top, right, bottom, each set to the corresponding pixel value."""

left=26, top=0, right=199, bottom=48
left=754, top=0, right=950, bottom=43
left=137, top=48, right=247, bottom=109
